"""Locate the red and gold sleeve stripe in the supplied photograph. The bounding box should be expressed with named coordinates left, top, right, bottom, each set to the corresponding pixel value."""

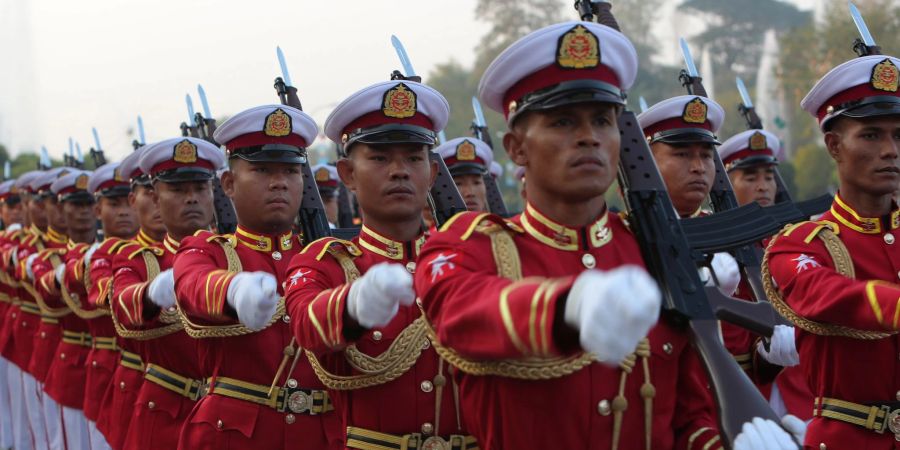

left=499, top=277, right=569, bottom=358
left=306, top=284, right=350, bottom=349
left=95, top=276, right=114, bottom=306
left=71, top=258, right=85, bottom=285
left=203, top=269, right=237, bottom=318
left=117, top=281, right=148, bottom=326
left=865, top=280, right=900, bottom=330
left=39, top=270, right=59, bottom=298
left=687, top=427, right=722, bottom=450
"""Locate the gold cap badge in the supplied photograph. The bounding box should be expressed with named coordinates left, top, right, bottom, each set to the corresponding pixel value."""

left=682, top=98, right=708, bottom=124
left=264, top=108, right=293, bottom=137
left=315, top=167, right=330, bottom=182
left=173, top=139, right=198, bottom=164
left=557, top=25, right=599, bottom=69
left=113, top=168, right=124, bottom=182
left=749, top=131, right=767, bottom=151
left=456, top=140, right=476, bottom=161
left=75, top=174, right=89, bottom=190
left=871, top=58, right=899, bottom=92
left=382, top=83, right=417, bottom=119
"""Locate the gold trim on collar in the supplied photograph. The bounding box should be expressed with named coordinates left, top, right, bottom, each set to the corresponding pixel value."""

left=357, top=225, right=424, bottom=261
left=29, top=224, right=44, bottom=239
left=46, top=227, right=67, bottom=244
left=520, top=203, right=611, bottom=251
left=136, top=229, right=160, bottom=247
left=831, top=194, right=900, bottom=235
left=163, top=235, right=181, bottom=255
left=235, top=226, right=293, bottom=253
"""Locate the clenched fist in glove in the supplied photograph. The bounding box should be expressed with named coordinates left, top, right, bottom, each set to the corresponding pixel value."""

left=346, top=263, right=415, bottom=329
left=733, top=416, right=805, bottom=450
left=226, top=271, right=280, bottom=331
left=564, top=266, right=662, bottom=365
left=757, top=325, right=800, bottom=367
left=699, top=252, right=741, bottom=296
left=147, top=269, right=177, bottom=309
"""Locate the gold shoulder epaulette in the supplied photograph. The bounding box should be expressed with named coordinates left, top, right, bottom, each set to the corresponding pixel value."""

left=108, top=239, right=132, bottom=255
left=205, top=233, right=236, bottom=248
left=302, top=237, right=361, bottom=262
left=126, top=245, right=164, bottom=261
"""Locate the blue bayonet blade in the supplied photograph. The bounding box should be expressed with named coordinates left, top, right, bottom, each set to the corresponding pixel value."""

left=41, top=146, right=50, bottom=167
left=76, top=145, right=83, bottom=163
left=4, top=161, right=9, bottom=179
left=276, top=46, right=293, bottom=87
left=849, top=2, right=876, bottom=46
left=92, top=127, right=102, bottom=151
left=137, top=115, right=146, bottom=145
left=679, top=38, right=699, bottom=77
left=390, top=35, right=417, bottom=77
left=198, top=84, right=212, bottom=119
left=472, top=97, right=487, bottom=127
left=67, top=138, right=73, bottom=156
left=638, top=96, right=649, bottom=113
left=186, top=94, right=196, bottom=126
left=438, top=131, right=447, bottom=145
left=736, top=77, right=754, bottom=108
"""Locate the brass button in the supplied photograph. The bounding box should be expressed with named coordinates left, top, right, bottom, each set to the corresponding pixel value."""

left=885, top=233, right=895, bottom=245
left=582, top=253, right=596, bottom=269
left=285, top=414, right=295, bottom=424
left=662, top=343, right=673, bottom=355
left=119, top=382, right=126, bottom=391
left=372, top=331, right=383, bottom=341
left=147, top=401, right=155, bottom=409
left=216, top=420, right=223, bottom=430
left=92, top=361, right=98, bottom=368
left=405, top=262, right=416, bottom=273
left=287, top=378, right=298, bottom=389
left=421, top=339, right=430, bottom=350
left=282, top=315, right=291, bottom=324
left=272, top=251, right=282, bottom=261
left=10, top=313, right=15, bottom=318
left=421, top=422, right=434, bottom=435
left=819, top=444, right=826, bottom=450
left=420, top=380, right=433, bottom=393
left=40, top=332, right=46, bottom=338
left=60, top=353, right=66, bottom=360
left=597, top=399, right=611, bottom=416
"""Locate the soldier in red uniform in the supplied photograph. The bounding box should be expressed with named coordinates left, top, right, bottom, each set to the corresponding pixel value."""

left=20, top=167, right=70, bottom=450
left=414, top=21, right=802, bottom=450
left=311, top=164, right=340, bottom=228
left=110, top=136, right=220, bottom=449
left=638, top=97, right=800, bottom=388
left=435, top=137, right=493, bottom=212
left=174, top=104, right=342, bottom=449
left=96, top=145, right=164, bottom=450
left=30, top=169, right=99, bottom=449
left=764, top=54, right=900, bottom=449
left=0, top=178, right=24, bottom=450
left=0, top=170, right=44, bottom=450
left=283, top=80, right=478, bottom=449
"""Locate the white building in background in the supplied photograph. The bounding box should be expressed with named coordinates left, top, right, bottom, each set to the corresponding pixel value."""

left=0, top=0, right=38, bottom=156
left=755, top=28, right=793, bottom=158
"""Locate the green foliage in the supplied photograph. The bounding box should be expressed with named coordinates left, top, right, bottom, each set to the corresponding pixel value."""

left=791, top=144, right=836, bottom=200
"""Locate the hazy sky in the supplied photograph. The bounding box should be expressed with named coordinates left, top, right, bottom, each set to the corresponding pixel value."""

left=0, top=0, right=819, bottom=163
left=0, top=0, right=490, bottom=161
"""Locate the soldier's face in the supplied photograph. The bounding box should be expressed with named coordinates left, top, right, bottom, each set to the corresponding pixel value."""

left=826, top=115, right=900, bottom=198
left=128, top=185, right=165, bottom=237
left=222, top=160, right=303, bottom=234
left=95, top=196, right=138, bottom=239
left=322, top=195, right=339, bottom=226
left=28, top=196, right=47, bottom=230
left=338, top=143, right=435, bottom=225
left=62, top=200, right=96, bottom=237
left=729, top=165, right=776, bottom=207
left=1, top=201, right=23, bottom=226
left=504, top=103, right=620, bottom=203
left=152, top=180, right=215, bottom=240
left=650, top=142, right=716, bottom=217
left=452, top=173, right=488, bottom=212
left=43, top=197, right=67, bottom=232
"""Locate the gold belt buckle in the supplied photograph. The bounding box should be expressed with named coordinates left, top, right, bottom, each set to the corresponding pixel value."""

left=421, top=436, right=450, bottom=450
left=287, top=390, right=311, bottom=414
left=886, top=407, right=900, bottom=441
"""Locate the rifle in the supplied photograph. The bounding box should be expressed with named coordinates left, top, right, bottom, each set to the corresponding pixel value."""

left=849, top=1, right=881, bottom=57
left=176, top=89, right=237, bottom=234
left=470, top=97, right=510, bottom=216
left=389, top=36, right=467, bottom=227
left=63, top=139, right=77, bottom=168
left=735, top=77, right=832, bottom=216
left=576, top=2, right=793, bottom=445
left=89, top=127, right=106, bottom=168
left=332, top=142, right=358, bottom=229
left=272, top=47, right=335, bottom=243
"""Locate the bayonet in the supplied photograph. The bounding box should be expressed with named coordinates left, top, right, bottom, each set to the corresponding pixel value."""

left=849, top=1, right=880, bottom=56
left=92, top=127, right=102, bottom=152
left=276, top=46, right=293, bottom=87
left=638, top=96, right=649, bottom=113
left=736, top=77, right=754, bottom=109
left=198, top=84, right=213, bottom=119
left=186, top=94, right=197, bottom=126
left=437, top=131, right=447, bottom=145
left=274, top=47, right=303, bottom=110
left=3, top=162, right=10, bottom=180
left=678, top=38, right=707, bottom=97
left=680, top=38, right=699, bottom=76
left=472, top=96, right=488, bottom=128
left=391, top=35, right=417, bottom=78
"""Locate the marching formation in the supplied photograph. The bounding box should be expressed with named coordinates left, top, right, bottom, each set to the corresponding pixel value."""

left=0, top=1, right=898, bottom=449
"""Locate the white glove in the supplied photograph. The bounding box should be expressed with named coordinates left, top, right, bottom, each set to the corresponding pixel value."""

left=54, top=263, right=66, bottom=286
left=346, top=263, right=415, bottom=329
left=147, top=269, right=176, bottom=310
left=757, top=325, right=799, bottom=367
left=6, top=223, right=21, bottom=232
left=780, top=414, right=807, bottom=446
left=24, top=254, right=37, bottom=280
left=732, top=417, right=799, bottom=450
left=83, top=242, right=101, bottom=269
left=226, top=271, right=279, bottom=331
left=564, top=266, right=662, bottom=365
left=699, top=252, right=740, bottom=296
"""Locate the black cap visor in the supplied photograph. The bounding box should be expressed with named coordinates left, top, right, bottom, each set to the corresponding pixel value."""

left=448, top=163, right=488, bottom=177
left=59, top=190, right=95, bottom=204
left=96, top=185, right=132, bottom=198
left=726, top=154, right=778, bottom=172
left=823, top=96, right=900, bottom=130
left=344, top=124, right=436, bottom=155
left=153, top=167, right=215, bottom=184
left=230, top=144, right=307, bottom=165
left=510, top=79, right=625, bottom=124
left=649, top=128, right=721, bottom=146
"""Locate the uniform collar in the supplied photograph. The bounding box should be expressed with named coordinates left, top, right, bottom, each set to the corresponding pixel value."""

left=135, top=228, right=161, bottom=247
left=29, top=224, right=44, bottom=239
left=357, top=225, right=425, bottom=261
left=46, top=227, right=67, bottom=244
left=162, top=234, right=181, bottom=255
left=519, top=202, right=612, bottom=252
left=234, top=225, right=294, bottom=254
left=830, top=193, right=900, bottom=235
